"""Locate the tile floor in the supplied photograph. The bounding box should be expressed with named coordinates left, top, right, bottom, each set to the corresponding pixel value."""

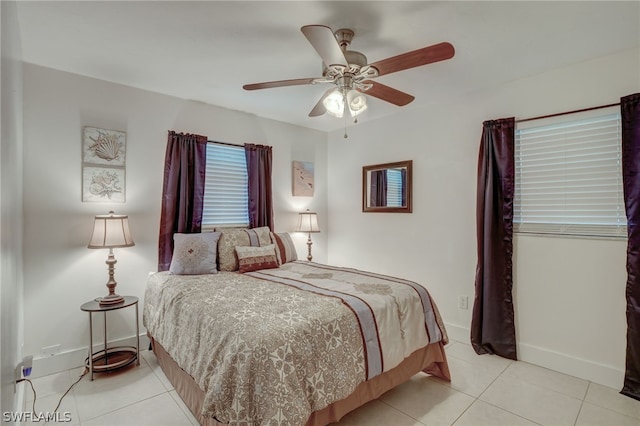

left=22, top=340, right=640, bottom=426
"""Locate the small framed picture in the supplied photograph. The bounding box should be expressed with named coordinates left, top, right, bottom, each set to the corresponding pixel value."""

left=292, top=161, right=314, bottom=196
left=83, top=126, right=126, bottom=167
left=82, top=166, right=125, bottom=203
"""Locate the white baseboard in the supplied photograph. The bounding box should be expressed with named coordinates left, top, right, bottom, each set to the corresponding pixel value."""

left=442, top=321, right=624, bottom=390
left=30, top=333, right=150, bottom=379
left=443, top=321, right=470, bottom=345
left=517, top=342, right=625, bottom=390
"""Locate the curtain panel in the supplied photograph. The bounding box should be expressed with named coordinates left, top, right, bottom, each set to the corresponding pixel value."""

left=158, top=131, right=208, bottom=271
left=621, top=93, right=640, bottom=401
left=245, top=143, right=274, bottom=230
left=471, top=118, right=517, bottom=360
left=370, top=170, right=388, bottom=207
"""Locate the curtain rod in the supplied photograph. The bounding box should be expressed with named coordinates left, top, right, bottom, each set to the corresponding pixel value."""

left=208, top=140, right=243, bottom=148
left=516, top=102, right=620, bottom=124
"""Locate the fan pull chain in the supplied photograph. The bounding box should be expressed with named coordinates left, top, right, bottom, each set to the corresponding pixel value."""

left=344, top=114, right=349, bottom=139
left=344, top=111, right=348, bottom=138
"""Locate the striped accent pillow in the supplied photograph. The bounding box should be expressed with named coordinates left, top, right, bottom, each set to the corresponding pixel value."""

left=270, top=232, right=298, bottom=265
left=235, top=244, right=279, bottom=273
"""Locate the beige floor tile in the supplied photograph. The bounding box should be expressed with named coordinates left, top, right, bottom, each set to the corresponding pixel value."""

left=430, top=354, right=506, bottom=397
left=141, top=349, right=174, bottom=391
left=82, top=392, right=192, bottom=426
left=500, top=361, right=589, bottom=400
left=332, top=399, right=424, bottom=426
left=480, top=375, right=582, bottom=425
left=168, top=390, right=200, bottom=425
left=453, top=400, right=537, bottom=426
left=72, top=364, right=167, bottom=422
left=584, top=382, right=640, bottom=420
left=24, top=370, right=74, bottom=402
left=576, top=402, right=640, bottom=426
left=445, top=341, right=513, bottom=372
left=380, top=374, right=474, bottom=425
left=23, top=390, right=80, bottom=426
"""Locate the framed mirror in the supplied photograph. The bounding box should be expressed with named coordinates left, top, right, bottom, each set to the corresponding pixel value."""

left=362, top=160, right=412, bottom=213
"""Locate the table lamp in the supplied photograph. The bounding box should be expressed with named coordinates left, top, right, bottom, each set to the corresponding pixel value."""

left=296, top=209, right=320, bottom=261
left=88, top=211, right=135, bottom=305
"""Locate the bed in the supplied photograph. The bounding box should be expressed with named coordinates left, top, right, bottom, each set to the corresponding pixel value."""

left=143, top=230, right=450, bottom=425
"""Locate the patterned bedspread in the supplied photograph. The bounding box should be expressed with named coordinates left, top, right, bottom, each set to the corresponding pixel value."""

left=143, top=261, right=447, bottom=425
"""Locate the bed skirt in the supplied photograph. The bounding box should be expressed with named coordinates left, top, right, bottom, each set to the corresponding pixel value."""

left=150, top=336, right=451, bottom=425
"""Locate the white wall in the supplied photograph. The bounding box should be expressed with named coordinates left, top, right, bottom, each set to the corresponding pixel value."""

left=1, top=0, right=24, bottom=417
left=326, top=48, right=639, bottom=389
left=22, top=64, right=327, bottom=376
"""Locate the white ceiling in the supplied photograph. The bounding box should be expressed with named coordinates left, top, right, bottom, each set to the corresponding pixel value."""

left=16, top=1, right=640, bottom=132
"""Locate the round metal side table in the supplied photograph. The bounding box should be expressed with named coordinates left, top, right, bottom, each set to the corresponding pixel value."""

left=80, top=296, right=140, bottom=380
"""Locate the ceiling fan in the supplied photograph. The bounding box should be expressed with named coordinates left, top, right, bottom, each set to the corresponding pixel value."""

left=243, top=25, right=455, bottom=119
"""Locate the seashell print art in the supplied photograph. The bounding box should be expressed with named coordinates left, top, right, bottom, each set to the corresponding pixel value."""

left=89, top=131, right=122, bottom=161
left=89, top=169, right=123, bottom=199
left=83, top=127, right=126, bottom=166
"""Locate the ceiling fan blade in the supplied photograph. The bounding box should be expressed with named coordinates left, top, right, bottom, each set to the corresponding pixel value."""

left=301, top=25, right=348, bottom=68
left=368, top=42, right=455, bottom=77
left=243, top=78, right=317, bottom=91
left=360, top=81, right=415, bottom=106
left=308, top=88, right=335, bottom=117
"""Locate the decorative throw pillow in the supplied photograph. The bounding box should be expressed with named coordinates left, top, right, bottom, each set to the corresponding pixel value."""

left=169, top=232, right=221, bottom=275
left=235, top=244, right=279, bottom=273
left=270, top=232, right=298, bottom=265
left=215, top=227, right=251, bottom=272
left=245, top=226, right=271, bottom=247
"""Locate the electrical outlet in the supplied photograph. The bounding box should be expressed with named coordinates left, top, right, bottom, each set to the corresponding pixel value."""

left=458, top=295, right=469, bottom=310
left=41, top=344, right=61, bottom=357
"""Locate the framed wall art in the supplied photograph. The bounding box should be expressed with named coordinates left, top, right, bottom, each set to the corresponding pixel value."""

left=82, top=166, right=126, bottom=203
left=292, top=161, right=314, bottom=197
left=83, top=126, right=126, bottom=166
left=82, top=126, right=127, bottom=202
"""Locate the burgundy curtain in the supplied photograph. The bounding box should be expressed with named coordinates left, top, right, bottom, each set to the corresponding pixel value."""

left=401, top=168, right=407, bottom=207
left=621, top=93, right=640, bottom=401
left=158, top=131, right=208, bottom=271
left=245, top=143, right=274, bottom=230
left=370, top=170, right=388, bottom=207
left=471, top=118, right=517, bottom=360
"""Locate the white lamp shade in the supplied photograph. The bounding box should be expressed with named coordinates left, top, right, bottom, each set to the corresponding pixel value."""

left=347, top=89, right=367, bottom=116
left=296, top=210, right=320, bottom=233
left=323, top=90, right=345, bottom=118
left=88, top=211, right=135, bottom=248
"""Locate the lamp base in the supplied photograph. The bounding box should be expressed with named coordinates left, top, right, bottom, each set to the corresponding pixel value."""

left=306, top=233, right=313, bottom=262
left=97, top=294, right=125, bottom=306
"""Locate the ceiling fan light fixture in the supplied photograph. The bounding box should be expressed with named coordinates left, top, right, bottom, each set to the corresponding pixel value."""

left=323, top=89, right=345, bottom=118
left=347, top=89, right=367, bottom=116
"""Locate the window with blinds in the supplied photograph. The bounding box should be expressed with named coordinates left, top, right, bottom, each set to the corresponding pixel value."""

left=514, top=108, right=626, bottom=238
left=202, top=143, right=249, bottom=231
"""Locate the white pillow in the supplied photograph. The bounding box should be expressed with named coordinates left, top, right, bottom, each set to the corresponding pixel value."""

left=169, top=232, right=221, bottom=275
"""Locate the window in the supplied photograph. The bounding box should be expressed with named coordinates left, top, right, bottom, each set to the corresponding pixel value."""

left=202, top=143, right=249, bottom=231
left=514, top=108, right=626, bottom=238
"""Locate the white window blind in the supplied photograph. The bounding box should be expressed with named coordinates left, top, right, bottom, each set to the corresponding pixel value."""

left=202, top=143, right=249, bottom=231
left=514, top=109, right=626, bottom=238
left=386, top=168, right=404, bottom=207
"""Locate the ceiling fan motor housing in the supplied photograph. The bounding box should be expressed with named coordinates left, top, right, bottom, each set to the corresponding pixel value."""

left=321, top=28, right=368, bottom=76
